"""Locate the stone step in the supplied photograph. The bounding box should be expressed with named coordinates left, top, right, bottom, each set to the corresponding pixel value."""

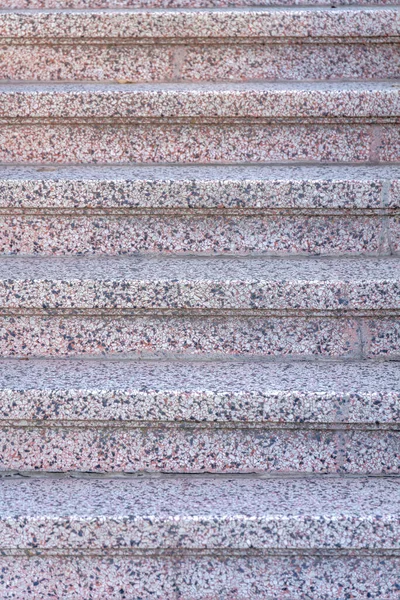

left=0, top=82, right=398, bottom=163
left=0, top=357, right=399, bottom=472
left=1, top=357, right=398, bottom=423
left=0, top=164, right=399, bottom=210
left=0, top=475, right=398, bottom=598
left=1, top=165, right=398, bottom=256
left=1, top=255, right=399, bottom=357
left=0, top=7, right=398, bottom=82
left=1, top=255, right=399, bottom=312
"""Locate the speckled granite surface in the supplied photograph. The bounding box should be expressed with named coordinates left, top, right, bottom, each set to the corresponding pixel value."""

left=0, top=315, right=364, bottom=358
left=0, top=122, right=383, bottom=164
left=0, top=359, right=399, bottom=424
left=0, top=83, right=397, bottom=164
left=0, top=1, right=399, bottom=591
left=1, top=42, right=398, bottom=83
left=3, top=0, right=400, bottom=6
left=0, top=256, right=399, bottom=311
left=1, top=553, right=399, bottom=599
left=1, top=214, right=392, bottom=255
left=0, top=477, right=399, bottom=547
left=0, top=164, right=397, bottom=208
left=0, top=9, right=398, bottom=41
left=0, top=8, right=398, bottom=83
left=0, top=82, right=398, bottom=118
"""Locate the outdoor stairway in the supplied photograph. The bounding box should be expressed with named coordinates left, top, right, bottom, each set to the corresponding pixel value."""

left=0, top=2, right=399, bottom=600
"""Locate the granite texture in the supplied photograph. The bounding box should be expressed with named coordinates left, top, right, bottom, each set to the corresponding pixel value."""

left=2, top=0, right=400, bottom=6
left=0, top=214, right=388, bottom=255
left=0, top=426, right=343, bottom=472
left=0, top=256, right=399, bottom=311
left=0, top=122, right=378, bottom=164
left=0, top=123, right=378, bottom=164
left=0, top=419, right=399, bottom=472
left=364, top=318, right=400, bottom=358
left=0, top=359, right=398, bottom=424
left=0, top=315, right=361, bottom=358
left=180, top=43, right=400, bottom=83
left=390, top=216, right=400, bottom=254
left=0, top=9, right=398, bottom=41
left=0, top=82, right=398, bottom=119
left=0, top=164, right=396, bottom=209
left=0, top=477, right=399, bottom=548
left=1, top=554, right=399, bottom=599
left=0, top=44, right=398, bottom=83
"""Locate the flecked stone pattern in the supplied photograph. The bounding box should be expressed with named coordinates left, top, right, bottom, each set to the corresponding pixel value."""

left=1, top=477, right=399, bottom=548
left=0, top=164, right=396, bottom=209
left=0, top=315, right=399, bottom=359
left=0, top=9, right=398, bottom=82
left=1, top=359, right=399, bottom=425
left=1, top=83, right=399, bottom=119
left=5, top=554, right=400, bottom=599
left=0, top=315, right=365, bottom=358
left=2, top=214, right=392, bottom=256
left=1, top=478, right=399, bottom=595
left=0, top=43, right=398, bottom=83
left=1, top=165, right=397, bottom=256
left=0, top=123, right=390, bottom=164
left=1, top=554, right=399, bottom=599
left=0, top=256, right=399, bottom=311
left=1, top=420, right=400, bottom=472
left=3, top=0, right=400, bottom=7
left=0, top=83, right=397, bottom=164
left=1, top=9, right=398, bottom=41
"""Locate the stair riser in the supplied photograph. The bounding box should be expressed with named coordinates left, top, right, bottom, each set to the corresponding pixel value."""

left=0, top=124, right=395, bottom=164
left=2, top=280, right=399, bottom=311
left=0, top=175, right=395, bottom=209
left=2, top=43, right=398, bottom=82
left=2, top=389, right=398, bottom=424
left=2, top=10, right=398, bottom=40
left=0, top=555, right=398, bottom=600
left=0, top=316, right=398, bottom=358
left=0, top=427, right=398, bottom=473
left=1, top=215, right=392, bottom=256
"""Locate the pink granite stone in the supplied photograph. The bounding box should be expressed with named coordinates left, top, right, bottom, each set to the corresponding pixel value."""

left=0, top=215, right=388, bottom=256
left=0, top=45, right=175, bottom=83
left=0, top=426, right=341, bottom=472
left=0, top=315, right=360, bottom=358
left=0, top=9, right=397, bottom=40
left=0, top=554, right=398, bottom=600
left=2, top=0, right=400, bottom=6
left=181, top=44, right=400, bottom=83
left=363, top=318, right=400, bottom=358
left=0, top=43, right=397, bottom=83
left=0, top=124, right=373, bottom=164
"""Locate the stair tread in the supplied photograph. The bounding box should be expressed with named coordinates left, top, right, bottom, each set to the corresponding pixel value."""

left=1, top=256, right=399, bottom=311
left=0, top=476, right=399, bottom=551
left=1, top=81, right=399, bottom=118
left=1, top=358, right=398, bottom=392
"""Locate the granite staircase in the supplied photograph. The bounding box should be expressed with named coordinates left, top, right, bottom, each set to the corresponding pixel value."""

left=0, top=1, right=399, bottom=598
